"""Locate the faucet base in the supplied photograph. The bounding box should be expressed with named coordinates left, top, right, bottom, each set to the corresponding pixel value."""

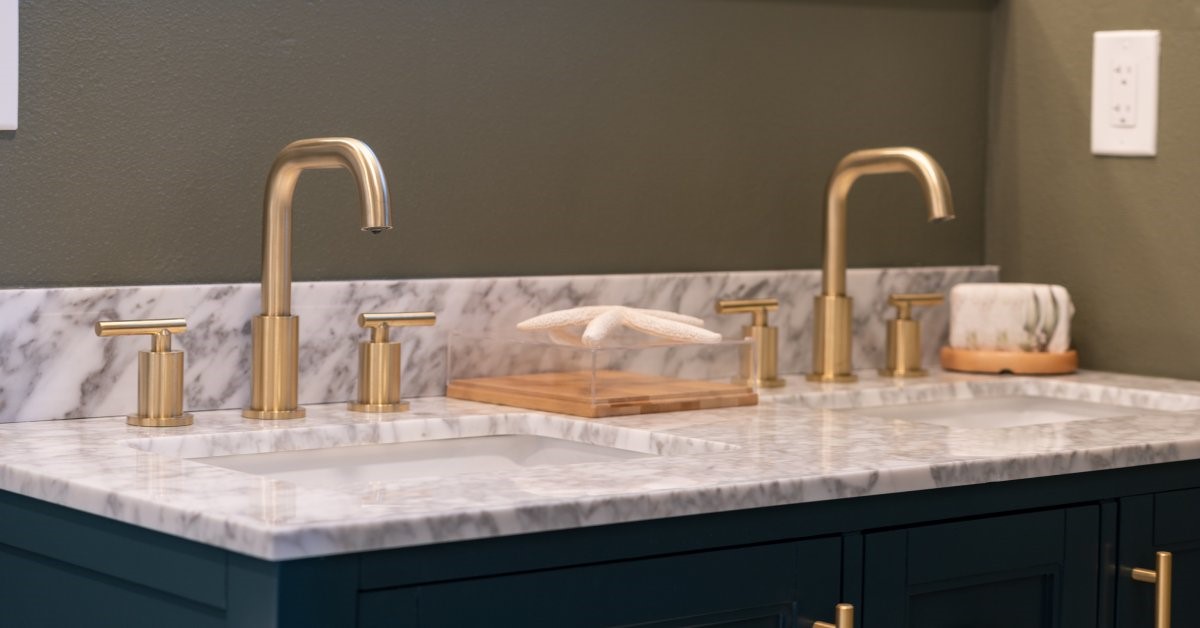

left=808, top=295, right=857, bottom=383
left=244, top=315, right=306, bottom=420
left=127, top=413, right=194, bottom=427
left=243, top=408, right=307, bottom=420
left=878, top=367, right=927, bottom=378
left=347, top=401, right=410, bottom=413
left=805, top=372, right=859, bottom=383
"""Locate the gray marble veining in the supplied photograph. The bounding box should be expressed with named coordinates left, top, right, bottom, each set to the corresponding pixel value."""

left=4, top=369, right=1200, bottom=560
left=0, top=265, right=996, bottom=422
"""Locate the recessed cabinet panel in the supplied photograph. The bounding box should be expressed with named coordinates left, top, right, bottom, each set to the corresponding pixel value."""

left=864, top=506, right=1099, bottom=628
left=906, top=508, right=1065, bottom=584
left=402, top=538, right=840, bottom=628
left=909, top=576, right=1052, bottom=626
left=1152, top=486, right=1200, bottom=546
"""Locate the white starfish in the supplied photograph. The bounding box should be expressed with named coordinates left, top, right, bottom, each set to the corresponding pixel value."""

left=517, top=305, right=722, bottom=348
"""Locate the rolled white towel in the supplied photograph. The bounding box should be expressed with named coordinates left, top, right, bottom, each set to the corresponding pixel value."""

left=948, top=283, right=1074, bottom=353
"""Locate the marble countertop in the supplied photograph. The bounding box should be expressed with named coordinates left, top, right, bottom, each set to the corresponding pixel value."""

left=5, top=369, right=1200, bottom=561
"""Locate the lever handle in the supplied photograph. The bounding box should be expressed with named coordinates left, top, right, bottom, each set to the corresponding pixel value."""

left=716, top=298, right=784, bottom=388
left=95, top=318, right=187, bottom=352
left=349, top=311, right=436, bottom=413
left=95, top=317, right=191, bottom=427
left=888, top=293, right=944, bottom=320
left=716, top=298, right=778, bottom=327
left=358, top=312, right=436, bottom=343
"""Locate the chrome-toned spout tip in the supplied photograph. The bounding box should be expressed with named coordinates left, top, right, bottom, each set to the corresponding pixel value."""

left=364, top=226, right=392, bottom=235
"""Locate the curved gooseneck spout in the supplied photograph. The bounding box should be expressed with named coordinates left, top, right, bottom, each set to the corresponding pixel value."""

left=245, top=137, right=392, bottom=420
left=821, top=147, right=954, bottom=297
left=261, top=137, right=392, bottom=316
left=808, top=147, right=954, bottom=383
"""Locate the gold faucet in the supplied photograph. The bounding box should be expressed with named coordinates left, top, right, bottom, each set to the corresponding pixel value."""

left=807, top=147, right=954, bottom=383
left=243, top=138, right=392, bottom=420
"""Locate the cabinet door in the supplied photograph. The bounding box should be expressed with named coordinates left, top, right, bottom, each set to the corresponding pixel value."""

left=863, top=506, right=1099, bottom=627
left=1117, top=489, right=1200, bottom=627
left=371, top=537, right=841, bottom=628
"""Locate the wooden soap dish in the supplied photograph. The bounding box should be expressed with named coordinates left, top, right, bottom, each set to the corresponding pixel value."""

left=447, top=370, right=758, bottom=418
left=940, top=346, right=1078, bottom=375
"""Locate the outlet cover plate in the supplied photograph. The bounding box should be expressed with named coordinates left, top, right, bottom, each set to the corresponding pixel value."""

left=1091, top=30, right=1160, bottom=157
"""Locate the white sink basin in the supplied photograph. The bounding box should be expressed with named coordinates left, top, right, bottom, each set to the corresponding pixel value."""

left=194, top=435, right=651, bottom=487
left=858, top=395, right=1152, bottom=429
left=126, top=413, right=735, bottom=490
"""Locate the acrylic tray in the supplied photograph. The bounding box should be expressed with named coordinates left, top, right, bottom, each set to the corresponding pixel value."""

left=446, top=333, right=757, bottom=418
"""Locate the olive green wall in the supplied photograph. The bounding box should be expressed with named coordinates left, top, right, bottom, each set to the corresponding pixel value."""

left=986, top=0, right=1200, bottom=378
left=0, top=1, right=990, bottom=288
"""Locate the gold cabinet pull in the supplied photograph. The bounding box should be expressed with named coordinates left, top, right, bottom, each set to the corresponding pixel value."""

left=813, top=602, right=854, bottom=628
left=95, top=318, right=193, bottom=427
left=716, top=298, right=785, bottom=389
left=348, top=312, right=436, bottom=413
left=1131, top=550, right=1173, bottom=628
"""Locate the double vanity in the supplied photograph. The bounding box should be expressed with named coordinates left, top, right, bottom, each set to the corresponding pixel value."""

left=2, top=369, right=1200, bottom=627
left=0, top=141, right=1187, bottom=627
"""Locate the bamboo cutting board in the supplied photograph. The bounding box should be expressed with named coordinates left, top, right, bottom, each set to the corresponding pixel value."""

left=447, top=370, right=758, bottom=418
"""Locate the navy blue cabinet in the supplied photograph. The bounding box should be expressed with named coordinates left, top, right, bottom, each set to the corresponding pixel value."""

left=7, top=460, right=1200, bottom=627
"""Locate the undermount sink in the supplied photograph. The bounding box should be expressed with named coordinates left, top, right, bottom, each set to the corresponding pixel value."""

left=856, top=395, right=1157, bottom=429
left=125, top=414, right=735, bottom=490
left=194, top=435, right=651, bottom=487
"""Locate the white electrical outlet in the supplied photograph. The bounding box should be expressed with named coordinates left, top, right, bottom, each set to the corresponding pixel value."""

left=0, top=0, right=14, bottom=131
left=1091, top=30, right=1159, bottom=157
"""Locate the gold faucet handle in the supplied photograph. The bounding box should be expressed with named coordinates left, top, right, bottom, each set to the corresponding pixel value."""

left=358, top=312, right=436, bottom=343
left=716, top=298, right=779, bottom=327
left=716, top=298, right=784, bottom=388
left=95, top=318, right=187, bottom=352
left=887, top=293, right=944, bottom=320
left=349, top=312, right=436, bottom=414
left=94, top=318, right=191, bottom=427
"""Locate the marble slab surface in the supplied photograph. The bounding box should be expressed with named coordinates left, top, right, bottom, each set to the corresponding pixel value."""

left=0, top=265, right=996, bottom=422
left=4, top=369, right=1200, bottom=560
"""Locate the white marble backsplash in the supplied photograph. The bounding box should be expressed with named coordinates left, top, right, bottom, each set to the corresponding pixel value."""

left=0, top=265, right=997, bottom=423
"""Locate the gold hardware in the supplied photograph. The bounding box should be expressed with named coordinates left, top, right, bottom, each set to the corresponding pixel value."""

left=880, top=292, right=944, bottom=378
left=1131, top=550, right=1173, bottom=628
left=348, top=312, right=436, bottom=413
left=810, top=295, right=857, bottom=383
left=244, top=137, right=392, bottom=420
left=807, top=147, right=954, bottom=383
left=813, top=603, right=854, bottom=628
left=716, top=298, right=784, bottom=388
left=95, top=318, right=193, bottom=427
